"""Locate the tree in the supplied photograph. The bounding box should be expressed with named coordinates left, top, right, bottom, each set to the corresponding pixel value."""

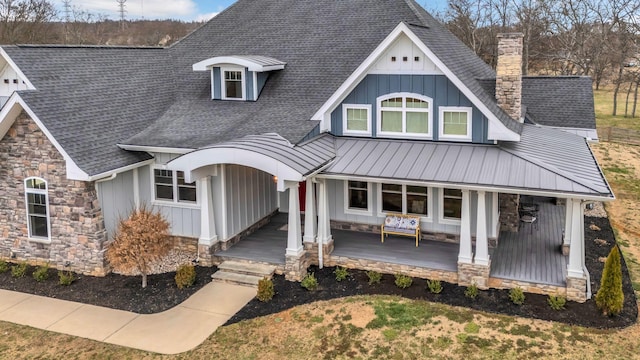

left=595, top=246, right=624, bottom=316
left=106, top=206, right=171, bottom=288
left=0, top=0, right=57, bottom=44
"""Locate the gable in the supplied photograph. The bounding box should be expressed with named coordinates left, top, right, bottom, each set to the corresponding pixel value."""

left=0, top=49, right=34, bottom=108
left=370, top=33, right=443, bottom=75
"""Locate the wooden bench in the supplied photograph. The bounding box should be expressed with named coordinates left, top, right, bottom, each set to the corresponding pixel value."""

left=381, top=213, right=421, bottom=247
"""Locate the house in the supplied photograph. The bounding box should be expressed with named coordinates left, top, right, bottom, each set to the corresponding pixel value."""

left=0, top=0, right=612, bottom=302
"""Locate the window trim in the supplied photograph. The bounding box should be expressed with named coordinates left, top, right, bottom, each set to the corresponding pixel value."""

left=342, top=104, right=372, bottom=136
left=376, top=92, right=433, bottom=139
left=221, top=66, right=246, bottom=101
left=151, top=166, right=200, bottom=209
left=439, top=188, right=463, bottom=225
left=377, top=183, right=432, bottom=222
left=438, top=106, right=473, bottom=141
left=343, top=180, right=372, bottom=216
left=24, top=177, right=51, bottom=243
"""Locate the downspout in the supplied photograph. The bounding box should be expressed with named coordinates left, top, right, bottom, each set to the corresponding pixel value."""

left=582, top=200, right=594, bottom=299
left=312, top=177, right=323, bottom=269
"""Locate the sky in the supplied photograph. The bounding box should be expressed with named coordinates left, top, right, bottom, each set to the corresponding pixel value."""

left=52, top=0, right=449, bottom=22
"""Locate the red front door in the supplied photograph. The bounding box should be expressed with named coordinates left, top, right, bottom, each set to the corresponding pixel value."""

left=298, top=181, right=306, bottom=212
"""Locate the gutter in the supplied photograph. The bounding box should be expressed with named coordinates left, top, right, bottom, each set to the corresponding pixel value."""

left=88, top=158, right=155, bottom=182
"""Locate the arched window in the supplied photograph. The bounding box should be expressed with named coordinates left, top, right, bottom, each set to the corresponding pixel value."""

left=377, top=93, right=432, bottom=138
left=24, top=177, right=50, bottom=241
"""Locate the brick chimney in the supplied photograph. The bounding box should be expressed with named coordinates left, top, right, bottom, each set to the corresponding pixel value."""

left=495, top=33, right=523, bottom=122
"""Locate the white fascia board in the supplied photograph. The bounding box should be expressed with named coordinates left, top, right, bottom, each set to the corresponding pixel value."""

left=167, top=147, right=303, bottom=189
left=87, top=158, right=156, bottom=182
left=310, top=22, right=520, bottom=142
left=0, top=93, right=90, bottom=181
left=117, top=143, right=194, bottom=154
left=0, top=47, right=36, bottom=90
left=192, top=56, right=285, bottom=72
left=316, top=173, right=615, bottom=202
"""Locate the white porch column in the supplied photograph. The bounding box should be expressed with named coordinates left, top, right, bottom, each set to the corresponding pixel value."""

left=475, top=191, right=490, bottom=265
left=199, top=177, right=218, bottom=245
left=458, top=189, right=473, bottom=263
left=491, top=192, right=499, bottom=238
left=567, top=199, right=585, bottom=278
left=286, top=182, right=303, bottom=256
left=564, top=198, right=573, bottom=247
left=303, top=179, right=317, bottom=244
left=317, top=179, right=332, bottom=244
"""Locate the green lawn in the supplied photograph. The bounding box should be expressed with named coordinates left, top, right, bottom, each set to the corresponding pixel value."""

left=594, top=88, right=640, bottom=130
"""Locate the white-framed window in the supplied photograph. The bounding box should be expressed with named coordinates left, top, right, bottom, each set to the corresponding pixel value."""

left=377, top=92, right=432, bottom=139
left=24, top=177, right=51, bottom=242
left=153, top=168, right=197, bottom=205
left=439, top=107, right=472, bottom=141
left=344, top=180, right=372, bottom=215
left=440, top=188, right=463, bottom=224
left=342, top=104, right=372, bottom=136
left=221, top=67, right=245, bottom=100
left=378, top=183, right=431, bottom=220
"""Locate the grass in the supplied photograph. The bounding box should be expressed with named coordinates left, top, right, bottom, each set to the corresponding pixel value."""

left=593, top=88, right=640, bottom=130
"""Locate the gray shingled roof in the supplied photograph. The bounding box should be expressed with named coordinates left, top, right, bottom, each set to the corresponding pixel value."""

left=479, top=76, right=596, bottom=130
left=322, top=124, right=611, bottom=197
left=2, top=45, right=172, bottom=176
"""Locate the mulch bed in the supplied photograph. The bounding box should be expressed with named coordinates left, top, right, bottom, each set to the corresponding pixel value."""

left=0, top=265, right=216, bottom=314
left=0, top=216, right=636, bottom=328
left=227, top=216, right=637, bottom=329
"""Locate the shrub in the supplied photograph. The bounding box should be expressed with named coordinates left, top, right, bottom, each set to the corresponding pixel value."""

left=58, top=271, right=76, bottom=286
left=595, top=246, right=624, bottom=316
left=301, top=272, right=318, bottom=291
left=548, top=295, right=566, bottom=310
left=0, top=260, right=8, bottom=273
left=394, top=274, right=413, bottom=289
left=257, top=277, right=275, bottom=302
left=175, top=264, right=196, bottom=289
left=366, top=270, right=382, bottom=285
left=465, top=283, right=479, bottom=300
left=334, top=266, right=349, bottom=282
left=11, top=262, right=28, bottom=278
left=32, top=264, right=50, bottom=282
left=427, top=279, right=443, bottom=294
left=509, top=287, right=525, bottom=305
left=106, top=206, right=171, bottom=288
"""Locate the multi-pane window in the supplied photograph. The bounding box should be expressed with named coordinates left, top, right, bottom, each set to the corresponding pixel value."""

left=347, top=181, right=369, bottom=210
left=381, top=184, right=428, bottom=216
left=223, top=70, right=243, bottom=99
left=439, top=107, right=472, bottom=140
left=442, top=188, right=463, bottom=220
left=378, top=94, right=431, bottom=137
left=343, top=105, right=371, bottom=135
left=154, top=169, right=197, bottom=204
left=25, top=177, right=50, bottom=240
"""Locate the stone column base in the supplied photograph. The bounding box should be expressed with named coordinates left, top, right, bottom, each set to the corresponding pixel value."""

left=323, top=239, right=335, bottom=255
left=566, top=275, right=588, bottom=302
left=561, top=244, right=570, bottom=256
left=197, top=243, right=216, bottom=266
left=285, top=252, right=308, bottom=281
left=458, top=261, right=491, bottom=289
left=303, top=242, right=319, bottom=265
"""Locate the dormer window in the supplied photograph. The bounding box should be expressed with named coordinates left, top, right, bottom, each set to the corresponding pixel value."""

left=193, top=55, right=286, bottom=102
left=222, top=68, right=245, bottom=100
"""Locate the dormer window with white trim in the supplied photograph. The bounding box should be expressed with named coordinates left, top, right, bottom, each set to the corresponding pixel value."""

left=192, top=55, right=286, bottom=102
left=222, top=68, right=245, bottom=100
left=377, top=93, right=432, bottom=139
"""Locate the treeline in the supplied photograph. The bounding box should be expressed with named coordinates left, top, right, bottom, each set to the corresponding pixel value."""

left=0, top=0, right=200, bottom=46
left=436, top=0, right=640, bottom=117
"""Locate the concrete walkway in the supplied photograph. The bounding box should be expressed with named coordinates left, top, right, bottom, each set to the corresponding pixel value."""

left=0, top=282, right=256, bottom=354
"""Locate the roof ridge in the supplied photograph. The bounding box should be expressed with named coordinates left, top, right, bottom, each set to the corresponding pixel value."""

left=498, top=140, right=606, bottom=194
left=403, top=0, right=431, bottom=27
left=16, top=44, right=163, bottom=50
left=168, top=0, right=243, bottom=49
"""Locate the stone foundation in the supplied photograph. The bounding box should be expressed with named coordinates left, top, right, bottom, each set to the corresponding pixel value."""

left=324, top=254, right=458, bottom=284
left=168, top=235, right=198, bottom=256
left=0, top=112, right=108, bottom=276
left=566, top=276, right=588, bottom=302
left=499, top=193, right=520, bottom=232
left=488, top=277, right=568, bottom=298
left=457, top=262, right=491, bottom=289
left=284, top=252, right=309, bottom=281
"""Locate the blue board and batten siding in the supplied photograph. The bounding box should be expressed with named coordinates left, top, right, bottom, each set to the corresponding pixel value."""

left=330, top=74, right=489, bottom=143
left=326, top=179, right=496, bottom=237
left=211, top=67, right=266, bottom=101
left=224, top=164, right=279, bottom=238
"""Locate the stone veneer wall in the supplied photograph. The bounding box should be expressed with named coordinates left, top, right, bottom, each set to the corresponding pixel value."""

left=0, top=112, right=108, bottom=275
left=495, top=33, right=523, bottom=122
left=499, top=193, right=520, bottom=233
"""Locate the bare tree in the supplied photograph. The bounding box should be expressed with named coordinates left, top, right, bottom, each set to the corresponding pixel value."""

left=0, top=0, right=57, bottom=44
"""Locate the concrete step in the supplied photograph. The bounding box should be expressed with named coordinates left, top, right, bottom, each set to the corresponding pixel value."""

left=217, top=260, right=276, bottom=278
left=211, top=271, right=263, bottom=287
